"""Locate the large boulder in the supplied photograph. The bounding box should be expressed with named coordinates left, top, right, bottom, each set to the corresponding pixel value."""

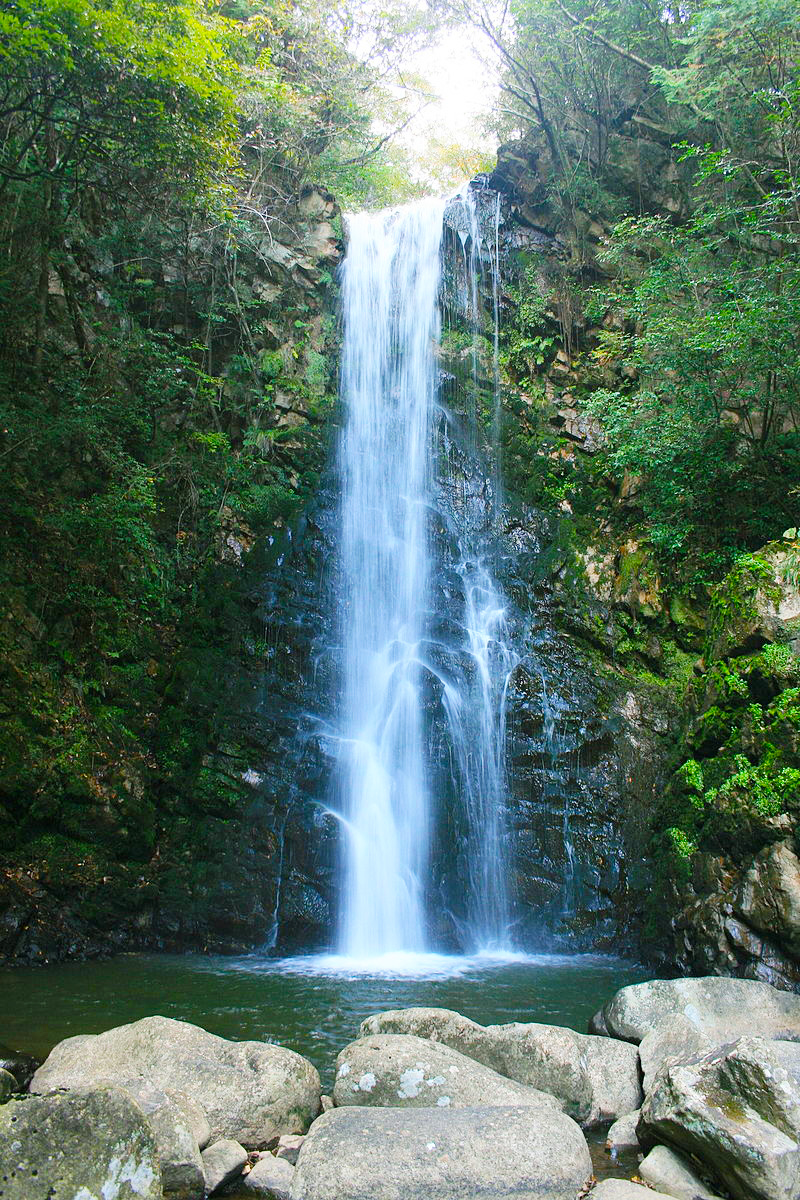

left=592, top=976, right=800, bottom=1044
left=0, top=1085, right=162, bottom=1200
left=30, top=1015, right=320, bottom=1148
left=359, top=1007, right=641, bottom=1126
left=708, top=544, right=800, bottom=660
left=638, top=1013, right=711, bottom=1093
left=333, top=1034, right=563, bottom=1111
left=639, top=1036, right=800, bottom=1200
left=289, top=1104, right=592, bottom=1200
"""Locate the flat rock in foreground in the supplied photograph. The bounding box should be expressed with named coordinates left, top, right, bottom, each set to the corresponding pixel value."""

left=334, top=1034, right=563, bottom=1111
left=30, top=1015, right=321, bottom=1148
left=359, top=1007, right=640, bottom=1125
left=0, top=1085, right=162, bottom=1200
left=591, top=976, right=800, bottom=1044
left=289, top=1103, right=591, bottom=1200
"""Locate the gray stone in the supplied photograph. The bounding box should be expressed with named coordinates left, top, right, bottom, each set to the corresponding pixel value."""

left=275, top=1134, right=305, bottom=1164
left=0, top=1085, right=161, bottom=1200
left=202, top=1139, right=248, bottom=1194
left=593, top=976, right=800, bottom=1045
left=0, top=1067, right=17, bottom=1102
left=359, top=1007, right=641, bottom=1126
left=638, top=1014, right=712, bottom=1093
left=334, top=1034, right=563, bottom=1112
left=31, top=1015, right=321, bottom=1148
left=288, top=1103, right=592, bottom=1200
left=241, top=1154, right=294, bottom=1198
left=168, top=1088, right=212, bottom=1150
left=605, top=1109, right=641, bottom=1152
left=120, top=1078, right=205, bottom=1200
left=640, top=1036, right=800, bottom=1200
left=590, top=1183, right=654, bottom=1199
left=735, top=841, right=800, bottom=957
left=638, top=1144, right=726, bottom=1200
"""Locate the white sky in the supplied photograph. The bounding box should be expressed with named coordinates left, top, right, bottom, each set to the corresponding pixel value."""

left=382, top=22, right=501, bottom=187
left=402, top=26, right=499, bottom=148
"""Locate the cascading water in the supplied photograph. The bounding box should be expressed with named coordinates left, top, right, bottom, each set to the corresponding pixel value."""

left=336, top=199, right=445, bottom=959
left=439, top=189, right=516, bottom=950
left=334, top=190, right=516, bottom=961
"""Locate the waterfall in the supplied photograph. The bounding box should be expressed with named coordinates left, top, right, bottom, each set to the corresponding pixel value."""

left=336, top=199, right=445, bottom=958
left=334, top=190, right=514, bottom=961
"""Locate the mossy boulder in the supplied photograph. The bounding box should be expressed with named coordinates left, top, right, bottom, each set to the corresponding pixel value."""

left=708, top=547, right=800, bottom=663
left=0, top=1086, right=162, bottom=1200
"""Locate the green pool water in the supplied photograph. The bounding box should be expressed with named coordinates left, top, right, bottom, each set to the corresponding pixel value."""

left=0, top=950, right=648, bottom=1084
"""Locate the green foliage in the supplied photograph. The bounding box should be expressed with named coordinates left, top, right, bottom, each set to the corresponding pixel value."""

left=587, top=204, right=800, bottom=563
left=667, top=827, right=697, bottom=860
left=675, top=758, right=704, bottom=795
left=705, top=755, right=800, bottom=818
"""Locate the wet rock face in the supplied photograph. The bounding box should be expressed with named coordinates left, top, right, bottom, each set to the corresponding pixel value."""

left=251, top=180, right=675, bottom=958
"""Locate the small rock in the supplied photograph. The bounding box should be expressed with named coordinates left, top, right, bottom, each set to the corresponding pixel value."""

left=202, top=1139, right=248, bottom=1194
left=240, top=1154, right=294, bottom=1197
left=605, top=1109, right=640, bottom=1152
left=275, top=1133, right=305, bottom=1164
left=590, top=1183, right=654, bottom=1199
left=0, top=1067, right=17, bottom=1102
left=639, top=1144, right=726, bottom=1199
left=0, top=1043, right=38, bottom=1089
left=320, top=1094, right=334, bottom=1112
left=0, top=1085, right=161, bottom=1200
